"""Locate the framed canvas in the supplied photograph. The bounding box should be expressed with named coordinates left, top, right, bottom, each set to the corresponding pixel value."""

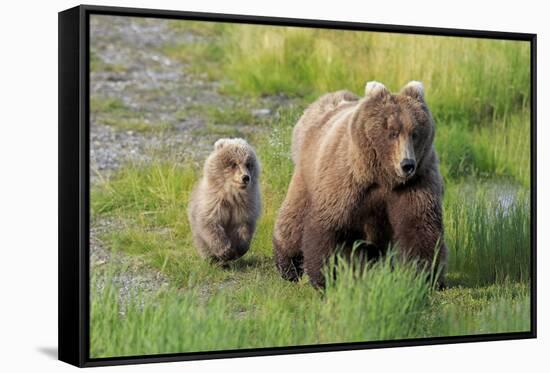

left=58, top=4, right=537, bottom=367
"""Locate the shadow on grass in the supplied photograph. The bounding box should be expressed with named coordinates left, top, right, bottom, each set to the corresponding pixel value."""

left=223, top=256, right=271, bottom=272
left=444, top=272, right=483, bottom=289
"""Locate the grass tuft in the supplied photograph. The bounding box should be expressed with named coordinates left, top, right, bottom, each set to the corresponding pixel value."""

left=90, top=251, right=529, bottom=358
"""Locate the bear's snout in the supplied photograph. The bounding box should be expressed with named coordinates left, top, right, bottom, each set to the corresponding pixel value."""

left=242, top=174, right=250, bottom=185
left=400, top=158, right=416, bottom=177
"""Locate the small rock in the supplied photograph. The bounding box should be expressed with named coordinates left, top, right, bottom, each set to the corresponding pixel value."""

left=252, top=108, right=271, bottom=117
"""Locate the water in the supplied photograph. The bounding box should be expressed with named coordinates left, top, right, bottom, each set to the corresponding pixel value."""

left=452, top=178, right=525, bottom=213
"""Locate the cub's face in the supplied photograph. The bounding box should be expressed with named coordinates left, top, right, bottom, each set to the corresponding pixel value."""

left=223, top=153, right=257, bottom=190
left=213, top=138, right=259, bottom=191
left=354, top=81, right=435, bottom=186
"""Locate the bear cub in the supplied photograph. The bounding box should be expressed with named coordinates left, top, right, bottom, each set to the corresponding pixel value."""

left=188, top=138, right=261, bottom=262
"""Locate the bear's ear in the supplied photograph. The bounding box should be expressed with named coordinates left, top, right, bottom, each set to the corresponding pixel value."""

left=214, top=138, right=228, bottom=150
left=364, top=81, right=389, bottom=99
left=400, top=81, right=425, bottom=101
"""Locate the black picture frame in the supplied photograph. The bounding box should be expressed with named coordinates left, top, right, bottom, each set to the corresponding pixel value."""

left=58, top=4, right=537, bottom=368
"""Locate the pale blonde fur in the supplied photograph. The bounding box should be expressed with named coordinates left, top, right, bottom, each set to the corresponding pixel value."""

left=188, top=138, right=261, bottom=262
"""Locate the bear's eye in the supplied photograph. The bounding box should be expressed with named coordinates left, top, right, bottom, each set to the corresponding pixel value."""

left=389, top=131, right=399, bottom=140
left=246, top=162, right=253, bottom=170
left=412, top=131, right=418, bottom=140
left=230, top=162, right=237, bottom=169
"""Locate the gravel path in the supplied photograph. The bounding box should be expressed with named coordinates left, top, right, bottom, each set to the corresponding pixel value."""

left=90, top=217, right=170, bottom=307
left=90, top=16, right=207, bottom=294
left=90, top=16, right=216, bottom=181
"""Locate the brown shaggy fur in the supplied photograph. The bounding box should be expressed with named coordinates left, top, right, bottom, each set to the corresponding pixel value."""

left=273, top=81, right=447, bottom=288
left=188, top=138, right=261, bottom=262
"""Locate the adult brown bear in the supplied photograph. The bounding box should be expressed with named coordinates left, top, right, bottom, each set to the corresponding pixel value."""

left=273, top=81, right=447, bottom=288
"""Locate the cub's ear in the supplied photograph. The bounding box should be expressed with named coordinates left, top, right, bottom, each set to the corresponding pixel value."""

left=214, top=138, right=229, bottom=150
left=400, top=81, right=425, bottom=101
left=365, top=81, right=390, bottom=100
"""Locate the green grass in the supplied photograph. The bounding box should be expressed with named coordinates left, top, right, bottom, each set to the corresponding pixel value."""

left=426, top=282, right=530, bottom=336
left=435, top=110, right=531, bottom=185
left=444, top=184, right=530, bottom=286
left=90, top=50, right=126, bottom=73
left=90, top=96, right=128, bottom=114
left=90, top=106, right=531, bottom=357
left=176, top=103, right=258, bottom=126
left=91, top=250, right=529, bottom=358
left=167, top=19, right=228, bottom=38
left=166, top=22, right=530, bottom=124
left=90, top=96, right=172, bottom=133
left=100, top=117, right=171, bottom=133
left=163, top=38, right=224, bottom=81
left=178, top=102, right=265, bottom=138
left=165, top=21, right=531, bottom=186
left=202, top=105, right=259, bottom=126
